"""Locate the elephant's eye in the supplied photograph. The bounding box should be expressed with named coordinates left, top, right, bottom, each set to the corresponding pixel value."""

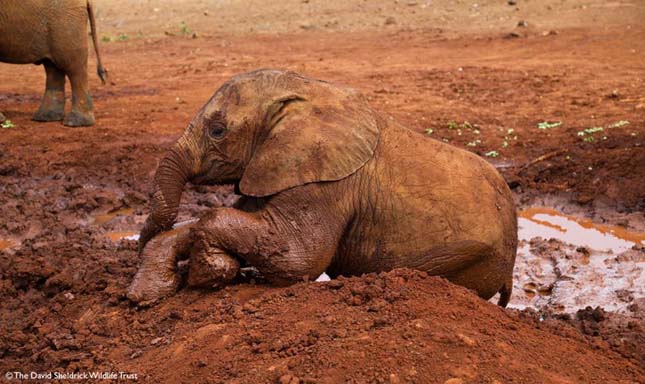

left=209, top=120, right=227, bottom=139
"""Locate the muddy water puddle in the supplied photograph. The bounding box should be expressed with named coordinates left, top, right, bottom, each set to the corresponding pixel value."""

left=105, top=231, right=139, bottom=242
left=518, top=207, right=644, bottom=252
left=509, top=206, right=644, bottom=313
left=102, top=219, right=198, bottom=242
left=92, top=208, right=135, bottom=225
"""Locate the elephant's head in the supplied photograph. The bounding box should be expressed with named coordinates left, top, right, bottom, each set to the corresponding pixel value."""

left=138, top=69, right=380, bottom=252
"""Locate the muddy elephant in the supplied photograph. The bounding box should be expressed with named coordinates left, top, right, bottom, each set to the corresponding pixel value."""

left=0, top=0, right=107, bottom=126
left=128, top=69, right=518, bottom=306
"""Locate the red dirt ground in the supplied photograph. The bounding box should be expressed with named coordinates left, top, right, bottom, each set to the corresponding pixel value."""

left=0, top=1, right=643, bottom=382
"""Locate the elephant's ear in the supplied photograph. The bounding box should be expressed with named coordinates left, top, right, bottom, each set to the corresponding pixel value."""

left=239, top=91, right=380, bottom=197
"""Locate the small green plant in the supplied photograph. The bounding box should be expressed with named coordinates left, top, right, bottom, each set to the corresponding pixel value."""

left=462, top=121, right=473, bottom=129
left=447, top=121, right=458, bottom=130
left=577, top=126, right=604, bottom=143
left=584, top=127, right=604, bottom=134
left=180, top=21, right=191, bottom=35
left=537, top=121, right=562, bottom=130
left=116, top=33, right=129, bottom=41
left=485, top=150, right=499, bottom=158
left=502, top=140, right=509, bottom=148
left=1, top=120, right=15, bottom=129
left=101, top=35, right=112, bottom=42
left=425, top=128, right=434, bottom=135
left=607, top=120, right=629, bottom=128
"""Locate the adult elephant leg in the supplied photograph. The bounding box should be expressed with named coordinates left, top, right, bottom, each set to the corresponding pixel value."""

left=63, top=62, right=95, bottom=127
left=32, top=61, right=66, bottom=122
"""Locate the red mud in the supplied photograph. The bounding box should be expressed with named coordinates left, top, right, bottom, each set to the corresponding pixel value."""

left=1, top=0, right=644, bottom=382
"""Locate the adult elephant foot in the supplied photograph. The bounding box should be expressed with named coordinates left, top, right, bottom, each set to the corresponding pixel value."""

left=127, top=225, right=191, bottom=304
left=32, top=108, right=65, bottom=122
left=63, top=111, right=95, bottom=127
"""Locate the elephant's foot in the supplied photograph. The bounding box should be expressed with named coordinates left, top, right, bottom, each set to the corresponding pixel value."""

left=187, top=246, right=240, bottom=289
left=32, top=108, right=64, bottom=122
left=63, top=111, right=95, bottom=127
left=127, top=231, right=184, bottom=304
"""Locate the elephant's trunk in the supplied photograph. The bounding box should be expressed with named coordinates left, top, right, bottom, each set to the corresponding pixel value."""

left=138, top=136, right=198, bottom=253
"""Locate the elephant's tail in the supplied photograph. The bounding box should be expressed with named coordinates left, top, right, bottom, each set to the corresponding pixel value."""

left=497, top=276, right=513, bottom=307
left=87, top=0, right=108, bottom=84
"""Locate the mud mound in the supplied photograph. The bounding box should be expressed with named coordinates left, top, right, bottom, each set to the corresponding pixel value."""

left=113, top=270, right=640, bottom=383
left=1, top=239, right=642, bottom=383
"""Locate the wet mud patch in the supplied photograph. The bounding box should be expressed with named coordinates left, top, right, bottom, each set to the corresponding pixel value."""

left=509, top=205, right=644, bottom=314
left=504, top=204, right=645, bottom=365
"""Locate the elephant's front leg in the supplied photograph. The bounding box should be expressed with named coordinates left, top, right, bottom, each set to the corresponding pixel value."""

left=127, top=224, right=193, bottom=304
left=32, top=61, right=66, bottom=122
left=193, top=196, right=345, bottom=285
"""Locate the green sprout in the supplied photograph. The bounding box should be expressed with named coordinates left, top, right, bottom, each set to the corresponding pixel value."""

left=447, top=121, right=458, bottom=130
left=584, top=127, right=604, bottom=134
left=607, top=120, right=629, bottom=128
left=577, top=126, right=604, bottom=142
left=537, top=121, right=562, bottom=130
left=180, top=21, right=192, bottom=35
left=425, top=128, right=434, bottom=135
left=101, top=35, right=112, bottom=42
left=117, top=33, right=129, bottom=41
left=485, top=150, right=499, bottom=158
left=1, top=120, right=15, bottom=129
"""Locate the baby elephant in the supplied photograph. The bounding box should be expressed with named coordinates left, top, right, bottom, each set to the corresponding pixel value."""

left=0, top=0, right=107, bottom=126
left=129, top=69, right=518, bottom=306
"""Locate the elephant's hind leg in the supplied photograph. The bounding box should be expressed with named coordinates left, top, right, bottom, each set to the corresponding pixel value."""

left=63, top=61, right=95, bottom=127
left=32, top=60, right=66, bottom=122
left=414, top=240, right=512, bottom=305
